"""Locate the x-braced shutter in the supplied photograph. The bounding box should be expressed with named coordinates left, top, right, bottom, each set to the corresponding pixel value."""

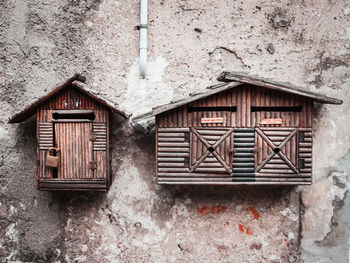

left=38, top=122, right=54, bottom=179
left=255, top=127, right=298, bottom=175
left=190, top=128, right=233, bottom=174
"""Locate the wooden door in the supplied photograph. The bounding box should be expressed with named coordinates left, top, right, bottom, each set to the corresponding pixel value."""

left=255, top=127, right=298, bottom=175
left=55, top=122, right=93, bottom=179
left=190, top=128, right=234, bottom=174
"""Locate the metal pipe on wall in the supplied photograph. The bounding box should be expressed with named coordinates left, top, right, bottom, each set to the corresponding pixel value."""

left=139, top=0, right=147, bottom=78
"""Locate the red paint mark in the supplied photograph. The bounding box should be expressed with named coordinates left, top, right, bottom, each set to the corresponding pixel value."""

left=246, top=206, right=260, bottom=219
left=283, top=238, right=288, bottom=247
left=238, top=224, right=244, bottom=232
left=197, top=206, right=227, bottom=215
left=246, top=227, right=252, bottom=235
left=224, top=222, right=229, bottom=226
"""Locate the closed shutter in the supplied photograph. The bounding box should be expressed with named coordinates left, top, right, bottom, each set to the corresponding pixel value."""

left=255, top=127, right=298, bottom=175
left=92, top=123, right=107, bottom=179
left=232, top=128, right=255, bottom=179
left=190, top=128, right=233, bottom=174
left=55, top=122, right=93, bottom=179
left=157, top=128, right=191, bottom=182
left=92, top=123, right=107, bottom=151
left=253, top=127, right=311, bottom=183
left=298, top=128, right=312, bottom=177
left=38, top=122, right=53, bottom=149
left=38, top=122, right=54, bottom=178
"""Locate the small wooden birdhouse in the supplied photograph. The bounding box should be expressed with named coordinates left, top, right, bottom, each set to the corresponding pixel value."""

left=152, top=72, right=342, bottom=185
left=9, top=74, right=128, bottom=191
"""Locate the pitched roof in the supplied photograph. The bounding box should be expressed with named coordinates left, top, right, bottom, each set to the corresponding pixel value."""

left=217, top=71, right=343, bottom=104
left=9, top=74, right=128, bottom=123
left=152, top=71, right=343, bottom=116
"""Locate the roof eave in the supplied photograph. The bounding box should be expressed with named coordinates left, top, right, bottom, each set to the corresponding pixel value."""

left=218, top=71, right=343, bottom=105
left=71, top=81, right=129, bottom=119
left=8, top=73, right=85, bottom=123
left=152, top=82, right=242, bottom=116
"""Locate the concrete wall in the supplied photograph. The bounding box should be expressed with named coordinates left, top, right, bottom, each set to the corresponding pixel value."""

left=1, top=0, right=349, bottom=262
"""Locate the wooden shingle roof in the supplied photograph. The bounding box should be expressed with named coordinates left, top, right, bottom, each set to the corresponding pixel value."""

left=152, top=71, right=343, bottom=116
left=9, top=74, right=128, bottom=123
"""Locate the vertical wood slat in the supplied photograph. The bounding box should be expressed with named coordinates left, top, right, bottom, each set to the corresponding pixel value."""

left=36, top=84, right=112, bottom=190
left=106, top=111, right=110, bottom=186
left=54, top=122, right=93, bottom=179
left=40, top=84, right=101, bottom=110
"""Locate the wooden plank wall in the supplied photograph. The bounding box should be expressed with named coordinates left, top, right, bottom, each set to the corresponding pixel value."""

left=156, top=84, right=313, bottom=128
left=37, top=85, right=109, bottom=187
left=298, top=128, right=312, bottom=179
left=157, top=128, right=190, bottom=182
left=55, top=122, right=92, bottom=179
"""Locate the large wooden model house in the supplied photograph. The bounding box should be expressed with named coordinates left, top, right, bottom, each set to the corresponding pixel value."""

left=9, top=74, right=127, bottom=191
left=152, top=72, right=342, bottom=185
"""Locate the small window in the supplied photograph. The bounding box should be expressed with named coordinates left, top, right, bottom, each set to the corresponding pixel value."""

left=52, top=110, right=95, bottom=122
left=251, top=106, right=302, bottom=112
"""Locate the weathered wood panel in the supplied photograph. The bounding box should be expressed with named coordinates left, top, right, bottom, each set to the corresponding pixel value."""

left=298, top=128, right=312, bottom=180
left=38, top=122, right=53, bottom=150
left=255, top=127, right=298, bottom=175
left=93, top=123, right=107, bottom=151
left=55, top=122, right=92, bottom=179
left=156, top=84, right=313, bottom=128
left=155, top=84, right=314, bottom=185
left=191, top=128, right=233, bottom=174
left=232, top=128, right=255, bottom=177
left=157, top=127, right=190, bottom=182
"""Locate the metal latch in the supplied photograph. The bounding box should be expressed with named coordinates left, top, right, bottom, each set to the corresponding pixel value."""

left=89, top=161, right=97, bottom=170
left=89, top=132, right=97, bottom=141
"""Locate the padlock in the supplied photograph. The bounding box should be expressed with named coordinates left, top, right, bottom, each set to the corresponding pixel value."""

left=46, top=147, right=60, bottom=168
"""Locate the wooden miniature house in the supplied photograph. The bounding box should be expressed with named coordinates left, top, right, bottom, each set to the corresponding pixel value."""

left=152, top=72, right=342, bottom=185
left=9, top=74, right=127, bottom=191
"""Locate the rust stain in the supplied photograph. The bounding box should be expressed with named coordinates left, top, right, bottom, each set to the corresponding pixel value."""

left=246, top=206, right=260, bottom=219
left=197, top=206, right=227, bottom=215
left=250, top=243, right=262, bottom=250
left=246, top=227, right=252, bottom=235
left=238, top=224, right=244, bottom=232
left=283, top=238, right=288, bottom=247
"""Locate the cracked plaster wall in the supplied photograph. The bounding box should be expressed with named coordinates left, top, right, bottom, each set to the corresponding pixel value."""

left=1, top=0, right=350, bottom=262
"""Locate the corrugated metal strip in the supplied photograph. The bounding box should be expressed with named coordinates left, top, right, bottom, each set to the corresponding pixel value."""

left=232, top=128, right=255, bottom=180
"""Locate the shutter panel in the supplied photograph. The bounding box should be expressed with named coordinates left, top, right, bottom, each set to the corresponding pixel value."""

left=232, top=128, right=255, bottom=177
left=92, top=123, right=107, bottom=179
left=92, top=123, right=107, bottom=151
left=190, top=128, right=233, bottom=174
left=255, top=127, right=298, bottom=175
left=157, top=128, right=190, bottom=179
left=298, top=128, right=312, bottom=176
left=38, top=122, right=53, bottom=150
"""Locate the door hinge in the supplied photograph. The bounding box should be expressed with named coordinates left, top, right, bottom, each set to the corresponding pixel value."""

left=184, top=157, right=190, bottom=168
left=89, top=132, right=97, bottom=141
left=184, top=132, right=190, bottom=142
left=89, top=161, right=97, bottom=170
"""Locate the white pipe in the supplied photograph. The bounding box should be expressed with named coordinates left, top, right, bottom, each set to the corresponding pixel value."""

left=139, top=0, right=147, bottom=78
